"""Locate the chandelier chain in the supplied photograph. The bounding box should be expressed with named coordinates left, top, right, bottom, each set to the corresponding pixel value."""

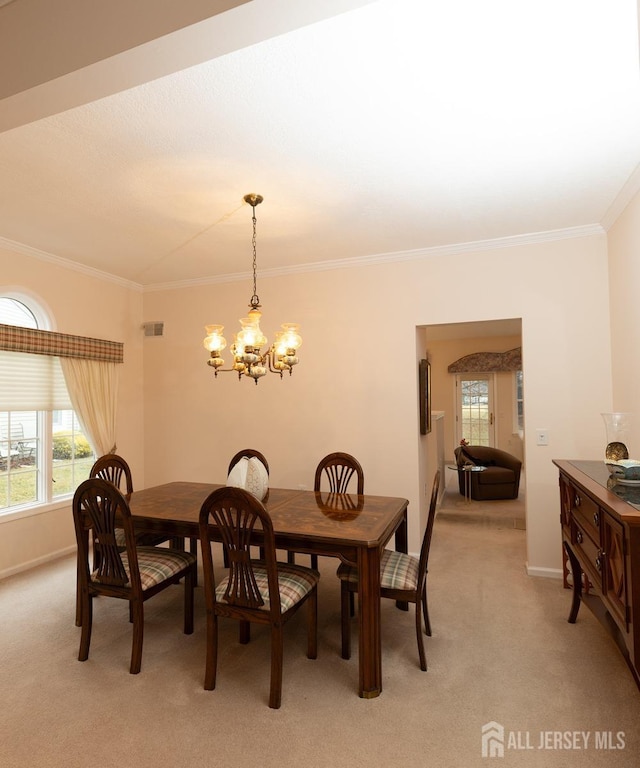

left=250, top=207, right=260, bottom=310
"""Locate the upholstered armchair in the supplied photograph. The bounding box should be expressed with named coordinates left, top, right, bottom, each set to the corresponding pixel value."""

left=454, top=445, right=522, bottom=501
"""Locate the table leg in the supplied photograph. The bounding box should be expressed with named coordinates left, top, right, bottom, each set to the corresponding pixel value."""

left=358, top=544, right=382, bottom=698
left=395, top=510, right=408, bottom=554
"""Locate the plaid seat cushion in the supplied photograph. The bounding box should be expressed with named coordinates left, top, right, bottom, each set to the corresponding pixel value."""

left=93, top=546, right=195, bottom=590
left=337, top=548, right=419, bottom=592
left=216, top=562, right=318, bottom=613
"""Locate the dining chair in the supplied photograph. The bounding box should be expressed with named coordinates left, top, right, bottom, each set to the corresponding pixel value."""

left=90, top=454, right=174, bottom=546
left=90, top=453, right=133, bottom=496
left=76, top=454, right=198, bottom=626
left=227, top=448, right=270, bottom=478
left=199, top=486, right=319, bottom=709
left=337, top=469, right=441, bottom=670
left=91, top=452, right=198, bottom=550
left=74, top=454, right=136, bottom=625
left=302, top=452, right=364, bottom=570
left=73, top=477, right=196, bottom=674
left=225, top=449, right=270, bottom=564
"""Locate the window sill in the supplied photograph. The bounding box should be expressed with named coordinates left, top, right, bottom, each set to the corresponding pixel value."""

left=0, top=497, right=71, bottom=524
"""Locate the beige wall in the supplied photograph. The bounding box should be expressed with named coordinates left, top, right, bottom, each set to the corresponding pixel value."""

left=0, top=245, right=144, bottom=577
left=0, top=229, right=616, bottom=579
left=608, top=187, right=640, bottom=453
left=143, top=231, right=612, bottom=578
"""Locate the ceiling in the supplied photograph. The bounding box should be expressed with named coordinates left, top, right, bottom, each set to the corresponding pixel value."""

left=1, top=0, right=639, bottom=289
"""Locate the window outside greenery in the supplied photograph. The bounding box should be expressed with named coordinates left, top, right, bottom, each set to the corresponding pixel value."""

left=460, top=378, right=491, bottom=445
left=0, top=298, right=95, bottom=513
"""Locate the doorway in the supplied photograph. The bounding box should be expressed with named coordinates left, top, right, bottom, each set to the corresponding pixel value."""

left=417, top=317, right=524, bottom=508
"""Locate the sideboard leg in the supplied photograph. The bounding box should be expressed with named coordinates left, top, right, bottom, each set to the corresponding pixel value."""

left=564, top=541, right=582, bottom=624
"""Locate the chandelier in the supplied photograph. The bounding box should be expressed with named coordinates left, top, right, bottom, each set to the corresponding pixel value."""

left=203, top=193, right=302, bottom=384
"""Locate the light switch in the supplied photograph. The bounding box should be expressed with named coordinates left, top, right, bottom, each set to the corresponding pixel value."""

left=536, top=429, right=549, bottom=446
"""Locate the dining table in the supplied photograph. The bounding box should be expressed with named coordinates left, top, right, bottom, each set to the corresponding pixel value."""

left=126, top=481, right=409, bottom=698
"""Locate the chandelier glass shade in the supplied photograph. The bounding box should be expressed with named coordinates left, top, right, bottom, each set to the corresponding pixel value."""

left=203, top=194, right=302, bottom=383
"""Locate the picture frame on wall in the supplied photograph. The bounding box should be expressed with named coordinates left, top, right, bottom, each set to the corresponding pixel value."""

left=419, top=358, right=431, bottom=435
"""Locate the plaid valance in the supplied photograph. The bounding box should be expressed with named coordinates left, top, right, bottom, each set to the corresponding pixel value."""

left=0, top=323, right=123, bottom=363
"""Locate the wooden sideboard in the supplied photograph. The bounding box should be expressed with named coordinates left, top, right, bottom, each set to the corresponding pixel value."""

left=554, top=459, right=640, bottom=688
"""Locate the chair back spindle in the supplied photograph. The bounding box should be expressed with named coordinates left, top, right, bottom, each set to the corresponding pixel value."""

left=90, top=453, right=133, bottom=496
left=75, top=478, right=135, bottom=588
left=314, top=452, right=364, bottom=495
left=208, top=499, right=268, bottom=610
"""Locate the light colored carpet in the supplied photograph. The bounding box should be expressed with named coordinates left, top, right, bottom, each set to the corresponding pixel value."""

left=2, top=477, right=640, bottom=767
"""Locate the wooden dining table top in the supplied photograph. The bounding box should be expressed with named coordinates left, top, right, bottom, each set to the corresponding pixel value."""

left=127, top=481, right=408, bottom=559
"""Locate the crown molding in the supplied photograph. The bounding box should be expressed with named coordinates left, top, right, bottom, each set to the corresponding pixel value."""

left=144, top=223, right=605, bottom=292
left=600, top=162, right=640, bottom=230
left=0, top=236, right=143, bottom=292
left=1, top=223, right=605, bottom=295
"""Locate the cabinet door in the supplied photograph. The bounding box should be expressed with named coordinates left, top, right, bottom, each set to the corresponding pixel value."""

left=602, top=513, right=629, bottom=631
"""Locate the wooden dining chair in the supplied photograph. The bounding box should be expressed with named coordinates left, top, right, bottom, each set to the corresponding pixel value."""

left=337, top=470, right=441, bottom=670
left=225, top=449, right=270, bottom=564
left=89, top=453, right=198, bottom=557
left=227, top=448, right=270, bottom=478
left=79, top=453, right=198, bottom=627
left=73, top=478, right=196, bottom=674
left=91, top=452, right=198, bottom=550
left=302, top=452, right=364, bottom=570
left=74, top=454, right=143, bottom=625
left=91, top=453, right=133, bottom=496
left=199, top=486, right=319, bottom=709
left=90, top=454, right=174, bottom=546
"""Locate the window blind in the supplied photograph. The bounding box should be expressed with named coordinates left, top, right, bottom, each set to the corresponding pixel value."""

left=0, top=350, right=72, bottom=410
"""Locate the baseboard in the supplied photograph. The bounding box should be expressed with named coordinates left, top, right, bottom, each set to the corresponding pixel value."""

left=0, top=544, right=76, bottom=581
left=526, top=564, right=563, bottom=579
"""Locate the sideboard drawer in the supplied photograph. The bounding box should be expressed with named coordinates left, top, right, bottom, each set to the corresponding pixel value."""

left=572, top=518, right=603, bottom=591
left=571, top=486, right=601, bottom=543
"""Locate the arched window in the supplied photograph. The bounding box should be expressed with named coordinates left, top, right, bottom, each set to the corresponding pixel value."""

left=0, top=295, right=95, bottom=514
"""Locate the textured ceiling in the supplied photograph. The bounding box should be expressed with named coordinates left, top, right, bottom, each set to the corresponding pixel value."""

left=0, top=0, right=639, bottom=288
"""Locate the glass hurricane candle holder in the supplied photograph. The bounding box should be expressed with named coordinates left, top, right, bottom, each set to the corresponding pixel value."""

left=601, top=412, right=632, bottom=461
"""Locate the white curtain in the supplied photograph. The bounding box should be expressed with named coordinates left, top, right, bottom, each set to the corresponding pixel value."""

left=60, top=358, right=119, bottom=457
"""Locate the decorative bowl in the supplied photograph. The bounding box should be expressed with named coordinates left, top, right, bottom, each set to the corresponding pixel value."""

left=606, top=459, right=640, bottom=481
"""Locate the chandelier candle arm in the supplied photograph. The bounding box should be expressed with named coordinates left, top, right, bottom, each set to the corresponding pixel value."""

left=202, top=194, right=302, bottom=383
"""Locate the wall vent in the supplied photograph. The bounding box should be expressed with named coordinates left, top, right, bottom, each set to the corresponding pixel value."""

left=142, top=321, right=164, bottom=337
